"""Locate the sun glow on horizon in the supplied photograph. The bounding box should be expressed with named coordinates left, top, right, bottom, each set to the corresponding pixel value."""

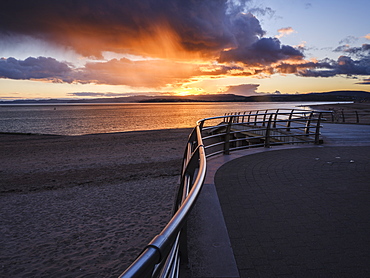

left=172, top=87, right=206, bottom=96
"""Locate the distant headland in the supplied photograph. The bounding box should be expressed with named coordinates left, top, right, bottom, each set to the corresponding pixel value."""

left=1, top=90, right=370, bottom=104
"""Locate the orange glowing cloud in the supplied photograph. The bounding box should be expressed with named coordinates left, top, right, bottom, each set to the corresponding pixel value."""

left=77, top=58, right=200, bottom=87
left=275, top=27, right=296, bottom=39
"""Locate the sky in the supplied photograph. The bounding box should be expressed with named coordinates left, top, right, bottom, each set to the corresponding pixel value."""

left=0, top=0, right=369, bottom=100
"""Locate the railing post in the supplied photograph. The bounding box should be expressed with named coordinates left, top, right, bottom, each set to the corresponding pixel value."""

left=304, top=112, right=314, bottom=134
left=262, top=109, right=268, bottom=127
left=341, top=109, right=345, bottom=123
left=198, top=120, right=204, bottom=131
left=236, top=112, right=241, bottom=123
left=265, top=114, right=273, bottom=148
left=224, top=116, right=233, bottom=155
left=254, top=111, right=259, bottom=126
left=242, top=111, right=246, bottom=123
left=273, top=109, right=279, bottom=128
left=286, top=109, right=294, bottom=131
left=355, top=111, right=359, bottom=123
left=247, top=111, right=252, bottom=123
left=314, top=112, right=323, bottom=144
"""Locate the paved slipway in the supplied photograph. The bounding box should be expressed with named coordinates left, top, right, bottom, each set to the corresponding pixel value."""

left=187, top=123, right=370, bottom=278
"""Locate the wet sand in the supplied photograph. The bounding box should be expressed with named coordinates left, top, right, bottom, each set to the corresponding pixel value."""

left=0, top=128, right=191, bottom=277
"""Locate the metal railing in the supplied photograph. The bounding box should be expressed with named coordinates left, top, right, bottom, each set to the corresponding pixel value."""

left=119, top=126, right=206, bottom=278
left=329, top=108, right=370, bottom=124
left=119, top=109, right=330, bottom=278
left=201, top=109, right=330, bottom=157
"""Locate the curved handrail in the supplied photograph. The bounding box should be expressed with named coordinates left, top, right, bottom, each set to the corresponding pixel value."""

left=118, top=109, right=331, bottom=277
left=119, top=125, right=206, bottom=278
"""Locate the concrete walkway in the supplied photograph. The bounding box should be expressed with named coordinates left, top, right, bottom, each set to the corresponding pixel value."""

left=186, top=123, right=370, bottom=277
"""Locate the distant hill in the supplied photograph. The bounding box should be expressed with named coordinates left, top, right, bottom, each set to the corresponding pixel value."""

left=1, top=90, right=369, bottom=104
left=246, top=90, right=370, bottom=102
left=138, top=94, right=251, bottom=102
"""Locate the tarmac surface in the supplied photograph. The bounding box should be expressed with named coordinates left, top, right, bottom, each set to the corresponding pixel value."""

left=186, top=123, right=370, bottom=277
left=215, top=145, right=370, bottom=277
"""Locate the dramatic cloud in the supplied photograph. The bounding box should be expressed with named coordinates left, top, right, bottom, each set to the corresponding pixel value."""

left=0, top=0, right=368, bottom=91
left=78, top=58, right=202, bottom=87
left=0, top=57, right=72, bottom=81
left=0, top=0, right=303, bottom=65
left=222, top=84, right=260, bottom=96
left=274, top=43, right=370, bottom=78
left=0, top=56, right=256, bottom=87
left=0, top=0, right=235, bottom=59
left=298, top=56, right=370, bottom=77
left=334, top=44, right=370, bottom=57
left=295, top=44, right=370, bottom=77
left=219, top=37, right=304, bottom=65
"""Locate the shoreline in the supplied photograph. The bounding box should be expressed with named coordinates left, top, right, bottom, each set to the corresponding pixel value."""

left=309, top=102, right=370, bottom=124
left=309, top=101, right=370, bottom=110
left=0, top=127, right=193, bottom=138
left=0, top=128, right=191, bottom=277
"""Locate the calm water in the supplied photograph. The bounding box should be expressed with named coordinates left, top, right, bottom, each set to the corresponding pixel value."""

left=0, top=102, right=331, bottom=135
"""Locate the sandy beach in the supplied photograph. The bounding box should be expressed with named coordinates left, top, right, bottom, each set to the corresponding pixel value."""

left=0, top=128, right=191, bottom=277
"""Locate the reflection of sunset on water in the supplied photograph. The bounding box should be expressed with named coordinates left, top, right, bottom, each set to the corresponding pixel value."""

left=0, top=102, right=325, bottom=135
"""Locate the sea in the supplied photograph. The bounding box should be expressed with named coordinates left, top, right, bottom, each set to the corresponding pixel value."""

left=0, top=102, right=336, bottom=136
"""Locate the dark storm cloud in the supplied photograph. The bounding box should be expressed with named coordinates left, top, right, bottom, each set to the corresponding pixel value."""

left=298, top=56, right=370, bottom=77
left=0, top=0, right=235, bottom=58
left=0, top=57, right=72, bottom=81
left=0, top=0, right=303, bottom=66
left=276, top=42, right=370, bottom=78
left=334, top=44, right=370, bottom=57
left=219, top=37, right=304, bottom=65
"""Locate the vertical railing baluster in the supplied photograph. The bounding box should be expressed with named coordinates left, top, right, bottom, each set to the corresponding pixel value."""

left=265, top=114, right=273, bottom=148
left=305, top=112, right=314, bottom=135
left=355, top=111, right=359, bottom=123
left=224, top=116, right=233, bottom=155
left=262, top=109, right=268, bottom=127
left=254, top=111, right=259, bottom=126
left=273, top=109, right=279, bottom=128
left=314, top=112, right=323, bottom=144
left=286, top=109, right=294, bottom=131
